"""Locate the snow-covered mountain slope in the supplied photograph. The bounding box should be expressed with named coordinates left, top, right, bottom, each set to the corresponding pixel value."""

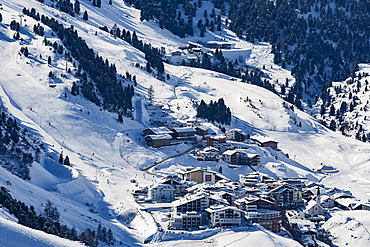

left=323, top=210, right=370, bottom=247
left=1, top=0, right=370, bottom=246
left=0, top=215, right=85, bottom=247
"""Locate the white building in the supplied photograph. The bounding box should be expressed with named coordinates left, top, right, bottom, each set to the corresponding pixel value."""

left=305, top=200, right=324, bottom=216
left=206, top=205, right=243, bottom=227
left=168, top=211, right=202, bottom=229
left=148, top=184, right=175, bottom=201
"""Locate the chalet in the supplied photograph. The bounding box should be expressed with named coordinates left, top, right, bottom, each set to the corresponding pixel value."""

left=188, top=41, right=202, bottom=49
left=235, top=195, right=280, bottom=211
left=171, top=50, right=182, bottom=56
left=225, top=129, right=247, bottom=141
left=148, top=184, right=175, bottom=201
left=202, top=135, right=227, bottom=147
left=351, top=202, right=370, bottom=211
left=288, top=218, right=317, bottom=244
left=268, top=183, right=304, bottom=209
left=246, top=209, right=282, bottom=232
left=157, top=176, right=190, bottom=195
left=195, top=126, right=209, bottom=136
left=240, top=153, right=260, bottom=166
left=170, top=127, right=196, bottom=138
left=167, top=120, right=186, bottom=128
left=222, top=149, right=238, bottom=164
left=144, top=134, right=172, bottom=148
left=261, top=141, right=278, bottom=149
left=251, top=136, right=278, bottom=149
left=206, top=41, right=236, bottom=49
left=176, top=167, right=227, bottom=184
left=196, top=147, right=219, bottom=161
left=217, top=191, right=238, bottom=206
left=313, top=164, right=338, bottom=173
left=206, top=205, right=243, bottom=227
left=141, top=127, right=172, bottom=136
left=239, top=172, right=274, bottom=187
left=305, top=200, right=324, bottom=216
left=191, top=47, right=203, bottom=56
left=222, top=149, right=260, bottom=165
left=218, top=143, right=236, bottom=153
left=281, top=178, right=306, bottom=189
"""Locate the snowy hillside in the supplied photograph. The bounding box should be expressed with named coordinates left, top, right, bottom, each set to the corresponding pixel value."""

left=1, top=0, right=370, bottom=246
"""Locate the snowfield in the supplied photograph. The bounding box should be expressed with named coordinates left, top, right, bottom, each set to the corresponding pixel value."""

left=1, top=0, right=370, bottom=246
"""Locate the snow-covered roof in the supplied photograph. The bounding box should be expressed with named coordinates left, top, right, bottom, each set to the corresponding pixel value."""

left=150, top=184, right=175, bottom=191
left=143, top=127, right=172, bottom=135
left=172, top=193, right=206, bottom=207
left=206, top=205, right=242, bottom=213
left=305, top=200, right=324, bottom=211
left=172, top=127, right=196, bottom=133
left=145, top=134, right=172, bottom=140
left=226, top=128, right=246, bottom=134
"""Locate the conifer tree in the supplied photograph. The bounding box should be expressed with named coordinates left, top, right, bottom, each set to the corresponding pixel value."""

left=83, top=10, right=88, bottom=21
left=64, top=156, right=70, bottom=166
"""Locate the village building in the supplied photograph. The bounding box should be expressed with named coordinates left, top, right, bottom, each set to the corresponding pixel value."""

left=268, top=183, right=304, bottom=209
left=313, top=164, right=338, bottom=173
left=239, top=172, right=274, bottom=187
left=157, top=176, right=191, bottom=196
left=176, top=167, right=227, bottom=184
left=144, top=134, right=172, bottom=148
left=221, top=149, right=260, bottom=165
left=170, top=127, right=196, bottom=139
left=281, top=178, right=306, bottom=189
left=305, top=200, right=324, bottom=216
left=172, top=194, right=209, bottom=213
left=246, top=209, right=282, bottom=232
left=351, top=202, right=370, bottom=211
left=202, top=135, right=227, bottom=147
left=206, top=205, right=243, bottom=227
left=235, top=195, right=280, bottom=211
left=206, top=41, right=236, bottom=49
left=168, top=211, right=203, bottom=229
left=167, top=120, right=186, bottom=128
left=196, top=147, right=220, bottom=161
left=225, top=129, right=247, bottom=141
left=148, top=184, right=175, bottom=201
left=195, top=126, right=209, bottom=136
left=142, top=127, right=173, bottom=136
left=251, top=136, right=279, bottom=149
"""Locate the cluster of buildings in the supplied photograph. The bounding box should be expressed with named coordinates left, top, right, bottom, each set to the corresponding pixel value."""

left=143, top=125, right=278, bottom=168
left=134, top=166, right=370, bottom=246
left=164, top=41, right=236, bottom=66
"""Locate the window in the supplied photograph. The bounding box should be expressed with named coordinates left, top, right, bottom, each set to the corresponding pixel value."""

left=205, top=175, right=212, bottom=182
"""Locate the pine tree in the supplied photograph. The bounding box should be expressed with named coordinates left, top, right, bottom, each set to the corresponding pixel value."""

left=107, top=229, right=114, bottom=245
left=71, top=81, right=79, bottom=96
left=148, top=85, right=154, bottom=100
left=44, top=200, right=60, bottom=222
left=13, top=32, right=20, bottom=40
left=118, top=113, right=123, bottom=123
left=83, top=10, right=88, bottom=21
left=59, top=153, right=64, bottom=164
left=146, top=62, right=152, bottom=73
left=63, top=156, right=70, bottom=166
left=74, top=0, right=80, bottom=14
